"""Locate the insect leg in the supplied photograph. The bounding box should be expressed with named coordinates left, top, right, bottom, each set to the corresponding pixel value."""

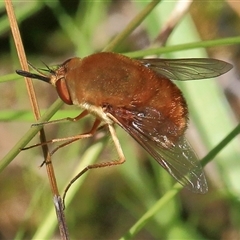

left=31, top=109, right=89, bottom=127
left=22, top=110, right=92, bottom=150
left=39, top=118, right=101, bottom=167
left=62, top=123, right=126, bottom=208
left=50, top=118, right=102, bottom=156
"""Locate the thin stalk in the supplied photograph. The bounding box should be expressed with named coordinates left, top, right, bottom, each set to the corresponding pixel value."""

left=103, top=0, right=161, bottom=52
left=125, top=36, right=240, bottom=58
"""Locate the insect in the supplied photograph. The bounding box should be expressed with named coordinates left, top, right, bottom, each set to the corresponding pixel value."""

left=16, top=52, right=232, bottom=198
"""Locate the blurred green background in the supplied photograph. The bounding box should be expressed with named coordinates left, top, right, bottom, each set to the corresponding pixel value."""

left=0, top=1, right=240, bottom=239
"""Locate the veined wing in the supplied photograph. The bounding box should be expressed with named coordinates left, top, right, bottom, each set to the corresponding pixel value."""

left=108, top=106, right=208, bottom=193
left=139, top=58, right=232, bottom=81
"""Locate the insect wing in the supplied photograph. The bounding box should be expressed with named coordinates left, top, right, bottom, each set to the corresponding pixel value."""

left=139, top=58, right=232, bottom=81
left=109, top=107, right=208, bottom=193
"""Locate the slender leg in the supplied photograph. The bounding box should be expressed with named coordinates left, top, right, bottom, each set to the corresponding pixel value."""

left=39, top=118, right=102, bottom=167
left=32, top=109, right=90, bottom=126
left=22, top=110, right=91, bottom=150
left=62, top=123, right=126, bottom=208
left=50, top=118, right=102, bottom=156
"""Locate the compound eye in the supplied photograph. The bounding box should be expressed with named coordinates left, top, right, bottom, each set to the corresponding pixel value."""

left=56, top=78, right=73, bottom=105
